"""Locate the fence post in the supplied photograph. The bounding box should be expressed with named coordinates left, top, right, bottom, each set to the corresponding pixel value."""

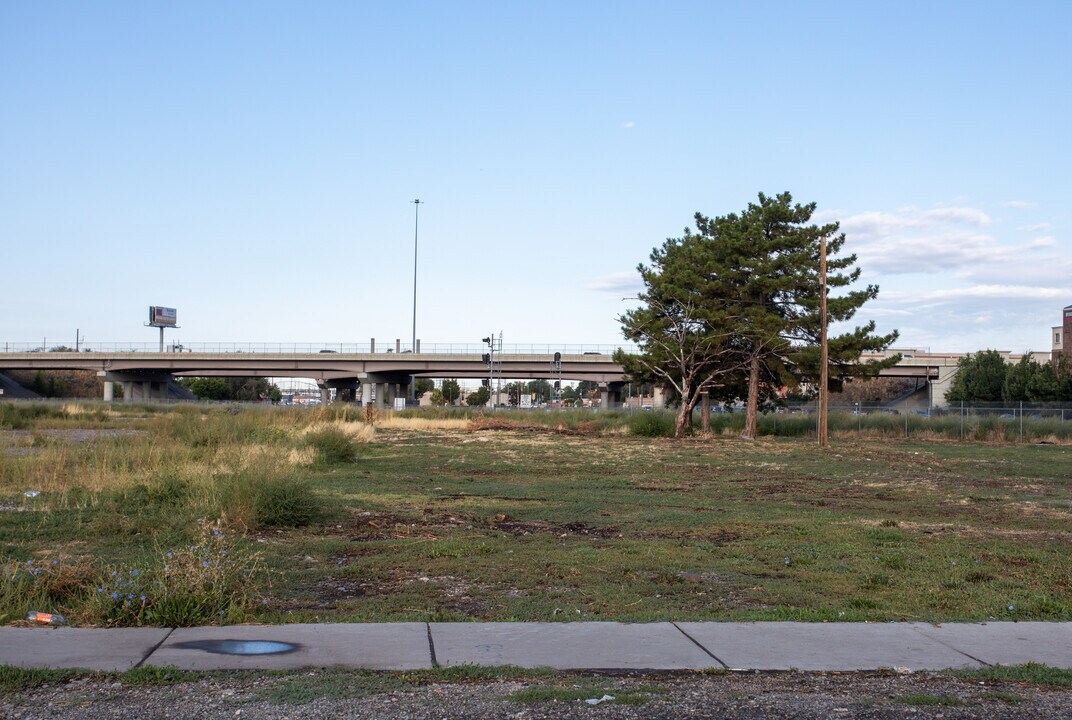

left=960, top=400, right=964, bottom=440
left=1020, top=401, right=1023, bottom=443
left=904, top=400, right=909, bottom=439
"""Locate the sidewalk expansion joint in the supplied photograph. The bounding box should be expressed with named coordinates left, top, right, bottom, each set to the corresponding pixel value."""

left=133, top=627, right=175, bottom=669
left=911, top=626, right=992, bottom=667
left=425, top=623, right=440, bottom=668
left=671, top=622, right=728, bottom=670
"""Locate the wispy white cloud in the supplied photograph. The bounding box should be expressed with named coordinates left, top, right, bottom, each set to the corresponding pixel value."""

left=832, top=201, right=1068, bottom=352
left=1002, top=200, right=1037, bottom=209
left=835, top=203, right=1064, bottom=277
left=920, top=207, right=991, bottom=225
left=865, top=287, right=1069, bottom=353
left=884, top=284, right=1071, bottom=304
left=621, top=120, right=636, bottom=129
left=1026, top=236, right=1057, bottom=249
left=587, top=271, right=642, bottom=295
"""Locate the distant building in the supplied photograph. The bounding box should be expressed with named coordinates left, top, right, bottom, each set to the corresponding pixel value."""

left=1053, top=304, right=1072, bottom=362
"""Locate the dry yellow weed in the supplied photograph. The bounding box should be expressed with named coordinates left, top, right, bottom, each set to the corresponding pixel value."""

left=300, top=420, right=376, bottom=443
left=377, top=416, right=468, bottom=430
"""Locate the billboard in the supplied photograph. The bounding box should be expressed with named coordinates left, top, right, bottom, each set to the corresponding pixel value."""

left=148, top=306, right=177, bottom=327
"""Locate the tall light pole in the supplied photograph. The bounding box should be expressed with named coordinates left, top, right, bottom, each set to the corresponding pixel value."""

left=818, top=231, right=829, bottom=448
left=410, top=199, right=422, bottom=401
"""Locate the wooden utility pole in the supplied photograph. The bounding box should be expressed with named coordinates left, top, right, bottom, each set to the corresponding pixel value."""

left=818, top=232, right=829, bottom=448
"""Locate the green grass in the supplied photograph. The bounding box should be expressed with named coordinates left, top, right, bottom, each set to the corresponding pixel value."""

left=2, top=404, right=1072, bottom=625
left=509, top=683, right=655, bottom=705
left=0, top=665, right=77, bottom=693
left=258, top=665, right=559, bottom=705
left=0, top=664, right=199, bottom=694
left=979, top=690, right=1024, bottom=704
left=952, top=663, right=1072, bottom=687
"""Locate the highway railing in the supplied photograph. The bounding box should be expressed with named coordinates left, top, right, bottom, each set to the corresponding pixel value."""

left=0, top=342, right=637, bottom=355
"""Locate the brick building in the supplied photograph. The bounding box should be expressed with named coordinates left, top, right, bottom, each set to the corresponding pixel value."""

left=1053, top=304, right=1072, bottom=362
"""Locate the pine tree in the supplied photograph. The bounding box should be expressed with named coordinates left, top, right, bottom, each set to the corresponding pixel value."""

left=619, top=193, right=897, bottom=439
left=615, top=231, right=748, bottom=437
left=696, top=192, right=898, bottom=439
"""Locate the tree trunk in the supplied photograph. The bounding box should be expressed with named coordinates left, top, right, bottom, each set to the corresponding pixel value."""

left=674, top=404, right=691, bottom=439
left=741, top=353, right=761, bottom=440
left=701, top=391, right=711, bottom=434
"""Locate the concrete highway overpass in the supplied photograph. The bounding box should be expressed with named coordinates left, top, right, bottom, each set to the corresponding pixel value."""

left=0, top=347, right=1022, bottom=409
left=0, top=351, right=626, bottom=406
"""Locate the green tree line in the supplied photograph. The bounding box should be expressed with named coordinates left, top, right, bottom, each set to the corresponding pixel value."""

left=946, top=351, right=1072, bottom=403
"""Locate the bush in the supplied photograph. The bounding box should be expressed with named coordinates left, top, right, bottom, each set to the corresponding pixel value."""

left=304, top=427, right=358, bottom=464
left=0, top=403, right=67, bottom=430
left=0, top=555, right=95, bottom=624
left=629, top=411, right=676, bottom=437
left=254, top=475, right=323, bottom=528
left=216, top=467, right=324, bottom=529
left=87, top=520, right=269, bottom=626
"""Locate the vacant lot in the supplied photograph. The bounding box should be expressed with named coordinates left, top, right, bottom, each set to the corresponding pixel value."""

left=1, top=403, right=1070, bottom=625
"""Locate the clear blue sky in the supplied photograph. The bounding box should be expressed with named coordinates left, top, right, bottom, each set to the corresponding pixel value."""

left=2, top=1, right=1069, bottom=353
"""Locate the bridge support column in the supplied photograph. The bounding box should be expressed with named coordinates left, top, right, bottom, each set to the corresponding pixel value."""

left=122, top=382, right=134, bottom=403
left=375, top=383, right=387, bottom=410
left=599, top=382, right=625, bottom=409
left=103, top=381, right=114, bottom=402
left=142, top=381, right=152, bottom=402
left=929, top=366, right=958, bottom=410
left=361, top=382, right=373, bottom=407
left=320, top=388, right=331, bottom=405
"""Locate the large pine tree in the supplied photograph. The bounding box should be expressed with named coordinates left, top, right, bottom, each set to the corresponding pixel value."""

left=615, top=231, right=749, bottom=438
left=618, top=192, right=898, bottom=439
left=697, top=193, right=898, bottom=438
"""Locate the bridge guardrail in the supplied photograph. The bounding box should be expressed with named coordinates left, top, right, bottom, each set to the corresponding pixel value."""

left=0, top=342, right=637, bottom=355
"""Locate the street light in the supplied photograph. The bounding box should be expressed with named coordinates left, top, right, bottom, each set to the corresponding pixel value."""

left=410, top=199, right=422, bottom=401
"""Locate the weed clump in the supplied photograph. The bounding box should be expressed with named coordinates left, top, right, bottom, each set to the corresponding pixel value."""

left=253, top=475, right=323, bottom=528
left=0, top=555, right=96, bottom=624
left=216, top=467, right=324, bottom=529
left=87, top=519, right=269, bottom=626
left=304, top=426, right=360, bottom=464
left=628, top=412, right=676, bottom=438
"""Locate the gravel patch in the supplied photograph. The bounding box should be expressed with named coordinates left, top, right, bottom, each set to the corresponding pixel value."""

left=3, top=670, right=1070, bottom=719
left=0, top=428, right=143, bottom=457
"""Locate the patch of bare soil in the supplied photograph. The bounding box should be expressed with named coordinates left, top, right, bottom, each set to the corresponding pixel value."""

left=338, top=509, right=473, bottom=541
left=641, top=528, right=741, bottom=543
left=491, top=519, right=622, bottom=538
left=466, top=417, right=598, bottom=436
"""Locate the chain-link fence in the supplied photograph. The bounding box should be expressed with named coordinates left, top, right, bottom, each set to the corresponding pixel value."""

left=698, top=401, right=1072, bottom=442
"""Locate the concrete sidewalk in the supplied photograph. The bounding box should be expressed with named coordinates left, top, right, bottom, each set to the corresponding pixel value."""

left=2, top=622, right=1070, bottom=673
